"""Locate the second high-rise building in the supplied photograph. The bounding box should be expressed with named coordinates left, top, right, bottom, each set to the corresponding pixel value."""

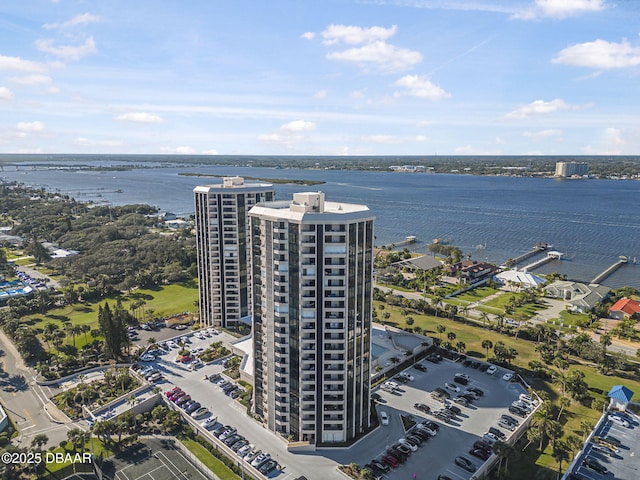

left=249, top=192, right=374, bottom=444
left=194, top=177, right=275, bottom=329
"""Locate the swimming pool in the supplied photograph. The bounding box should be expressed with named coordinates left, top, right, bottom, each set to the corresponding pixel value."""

left=371, top=343, right=390, bottom=359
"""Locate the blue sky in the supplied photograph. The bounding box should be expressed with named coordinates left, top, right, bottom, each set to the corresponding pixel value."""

left=1, top=0, right=639, bottom=156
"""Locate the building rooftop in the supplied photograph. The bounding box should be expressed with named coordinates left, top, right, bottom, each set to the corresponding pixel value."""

left=193, top=176, right=274, bottom=193
left=250, top=192, right=373, bottom=222
left=609, top=298, right=640, bottom=317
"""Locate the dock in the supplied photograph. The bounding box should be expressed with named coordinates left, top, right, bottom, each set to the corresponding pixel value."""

left=522, top=251, right=563, bottom=272
left=510, top=243, right=553, bottom=265
left=591, top=256, right=629, bottom=284
left=381, top=235, right=417, bottom=250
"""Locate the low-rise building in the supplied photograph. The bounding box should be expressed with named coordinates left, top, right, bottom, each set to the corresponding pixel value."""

left=609, top=298, right=640, bottom=320
left=544, top=281, right=610, bottom=313
left=446, top=260, right=499, bottom=284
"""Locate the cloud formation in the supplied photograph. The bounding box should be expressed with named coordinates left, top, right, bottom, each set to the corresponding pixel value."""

left=0, top=87, right=14, bottom=100
left=258, top=120, right=317, bottom=148
left=321, top=24, right=397, bottom=45
left=17, top=121, right=45, bottom=132
left=506, top=99, right=576, bottom=119
left=0, top=55, right=47, bottom=72
left=9, top=74, right=52, bottom=85
left=523, top=129, right=563, bottom=139
left=327, top=41, right=423, bottom=73
left=74, top=137, right=123, bottom=147
left=553, top=39, right=640, bottom=69
left=44, top=13, right=103, bottom=30
left=515, top=0, right=605, bottom=20
left=115, top=112, right=164, bottom=124
left=394, top=74, right=450, bottom=101
left=279, top=120, right=316, bottom=132
left=36, top=36, right=97, bottom=61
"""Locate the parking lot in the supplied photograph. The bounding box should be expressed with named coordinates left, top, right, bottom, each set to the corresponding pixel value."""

left=135, top=330, right=529, bottom=480
left=371, top=355, right=527, bottom=479
left=566, top=410, right=640, bottom=480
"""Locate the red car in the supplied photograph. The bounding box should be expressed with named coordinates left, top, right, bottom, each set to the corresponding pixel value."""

left=381, top=455, right=399, bottom=468
left=165, top=387, right=181, bottom=397
left=469, top=448, right=490, bottom=461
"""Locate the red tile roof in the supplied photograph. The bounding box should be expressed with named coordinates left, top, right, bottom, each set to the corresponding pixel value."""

left=609, top=298, right=640, bottom=316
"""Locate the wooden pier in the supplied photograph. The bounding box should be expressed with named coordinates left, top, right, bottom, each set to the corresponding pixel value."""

left=510, top=243, right=553, bottom=265
left=381, top=235, right=417, bottom=250
left=591, top=256, right=629, bottom=284
left=522, top=251, right=563, bottom=271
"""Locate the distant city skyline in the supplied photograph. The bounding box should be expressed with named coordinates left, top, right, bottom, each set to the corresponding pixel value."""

left=0, top=0, right=639, bottom=156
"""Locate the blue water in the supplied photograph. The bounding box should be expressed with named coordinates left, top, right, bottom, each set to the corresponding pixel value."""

left=2, top=159, right=639, bottom=288
left=371, top=344, right=389, bottom=360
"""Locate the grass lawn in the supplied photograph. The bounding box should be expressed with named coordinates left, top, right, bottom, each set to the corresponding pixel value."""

left=179, top=437, right=239, bottom=480
left=23, top=282, right=198, bottom=350
left=45, top=438, right=113, bottom=473
left=453, top=285, right=500, bottom=303
left=559, top=310, right=591, bottom=328
left=475, top=293, right=547, bottom=321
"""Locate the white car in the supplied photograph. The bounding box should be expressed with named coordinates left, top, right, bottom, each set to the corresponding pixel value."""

left=237, top=444, right=254, bottom=457
left=380, top=411, right=389, bottom=425
left=483, top=432, right=499, bottom=445
left=610, top=415, right=630, bottom=428
left=502, top=373, right=514, bottom=382
left=201, top=417, right=217, bottom=429
left=399, top=372, right=414, bottom=381
left=194, top=332, right=206, bottom=340
left=444, top=382, right=460, bottom=393
left=486, top=365, right=497, bottom=375
left=398, top=438, right=418, bottom=452
left=167, top=341, right=178, bottom=349
left=251, top=452, right=271, bottom=467
left=140, top=354, right=155, bottom=362
left=519, top=394, right=538, bottom=406
left=416, top=424, right=437, bottom=436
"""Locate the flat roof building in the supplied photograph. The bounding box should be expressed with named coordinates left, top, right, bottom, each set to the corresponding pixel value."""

left=249, top=192, right=374, bottom=444
left=194, top=177, right=275, bottom=328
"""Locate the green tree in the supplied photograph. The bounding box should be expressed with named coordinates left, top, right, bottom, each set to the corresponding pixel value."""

left=481, top=339, right=493, bottom=359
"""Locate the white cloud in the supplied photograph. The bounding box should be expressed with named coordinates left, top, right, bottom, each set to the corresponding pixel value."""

left=17, top=121, right=45, bottom=132
left=160, top=146, right=196, bottom=154
left=9, top=74, right=52, bottom=85
left=327, top=41, right=423, bottom=73
left=495, top=137, right=507, bottom=145
left=514, top=0, right=605, bottom=20
left=258, top=120, right=317, bottom=148
left=321, top=24, right=397, bottom=46
left=360, top=134, right=427, bottom=144
left=553, top=39, right=640, bottom=69
left=394, top=74, right=450, bottom=101
left=0, top=87, right=14, bottom=101
left=523, top=129, right=563, bottom=138
left=115, top=112, right=164, bottom=124
left=582, top=127, right=640, bottom=154
left=313, top=90, right=327, bottom=99
left=0, top=55, right=47, bottom=72
left=279, top=120, right=316, bottom=132
left=44, top=86, right=61, bottom=94
left=44, top=13, right=103, bottom=30
left=301, top=32, right=315, bottom=40
left=202, top=149, right=219, bottom=155
left=350, top=90, right=366, bottom=99
left=35, top=36, right=97, bottom=61
left=506, top=99, right=576, bottom=119
left=74, top=137, right=122, bottom=147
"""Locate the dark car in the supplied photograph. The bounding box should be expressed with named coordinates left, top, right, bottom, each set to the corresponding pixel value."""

left=387, top=447, right=408, bottom=462
left=409, top=429, right=430, bottom=441
left=471, top=361, right=481, bottom=369
left=185, top=402, right=201, bottom=414
left=509, top=405, right=528, bottom=417
left=414, top=403, right=431, bottom=414
left=479, top=363, right=490, bottom=372
left=462, top=359, right=472, bottom=367
left=424, top=420, right=440, bottom=431
left=447, top=405, right=461, bottom=415
left=582, top=457, right=607, bottom=474
left=473, top=440, right=493, bottom=453
left=258, top=459, right=279, bottom=475
left=453, top=376, right=469, bottom=385
left=175, top=395, right=191, bottom=406
left=426, top=353, right=442, bottom=363
left=414, top=363, right=428, bottom=372
left=469, top=448, right=490, bottom=461
left=391, top=443, right=411, bottom=456
left=468, top=387, right=484, bottom=396
left=501, top=414, right=519, bottom=426
left=488, top=427, right=506, bottom=440
left=371, top=459, right=390, bottom=473
left=212, top=424, right=231, bottom=436
left=365, top=462, right=387, bottom=477
left=406, top=434, right=423, bottom=445
left=455, top=456, right=476, bottom=472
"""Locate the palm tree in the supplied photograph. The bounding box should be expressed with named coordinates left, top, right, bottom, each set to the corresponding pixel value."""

left=30, top=434, right=48, bottom=451
left=565, top=434, right=583, bottom=457
left=480, top=312, right=490, bottom=328
left=552, top=441, right=570, bottom=479
left=447, top=331, right=457, bottom=343
left=579, top=420, right=594, bottom=441
left=437, top=324, right=446, bottom=340
left=532, top=407, right=554, bottom=451
left=482, top=339, right=493, bottom=359
left=557, top=397, right=571, bottom=420
left=455, top=341, right=466, bottom=353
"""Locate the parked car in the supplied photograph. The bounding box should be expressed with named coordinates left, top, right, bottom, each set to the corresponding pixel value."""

left=453, top=396, right=469, bottom=406
left=498, top=418, right=516, bottom=431
left=398, top=372, right=414, bottom=381
left=453, top=375, right=469, bottom=385
left=380, top=455, right=399, bottom=468
left=416, top=423, right=437, bottom=436
left=454, top=456, right=476, bottom=472
left=258, top=459, right=278, bottom=475
left=609, top=414, right=630, bottom=427
left=191, top=407, right=209, bottom=418
left=444, top=382, right=460, bottom=393
left=250, top=452, right=271, bottom=468
left=473, top=440, right=493, bottom=453
left=223, top=434, right=243, bottom=447
left=414, top=363, right=428, bottom=372
left=140, top=354, right=155, bottom=362
left=488, top=426, right=506, bottom=440
left=201, top=417, right=218, bottom=429
left=219, top=428, right=238, bottom=441
left=582, top=456, right=608, bottom=474
left=502, top=372, right=514, bottom=382
left=185, top=402, right=201, bottom=414
left=398, top=438, right=418, bottom=452
left=500, top=414, right=519, bottom=426
left=483, top=432, right=499, bottom=445
left=469, top=448, right=490, bottom=461
left=591, top=444, right=616, bottom=457
left=175, top=395, right=191, bottom=406
left=447, top=405, right=461, bottom=416
left=468, top=387, right=484, bottom=396
left=237, top=443, right=254, bottom=457
left=426, top=353, right=442, bottom=363
left=370, top=459, right=391, bottom=473
left=486, top=365, right=497, bottom=375
left=413, top=403, right=431, bottom=414
left=509, top=405, right=528, bottom=417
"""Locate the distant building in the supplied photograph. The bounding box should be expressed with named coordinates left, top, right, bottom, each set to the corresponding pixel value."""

left=609, top=298, right=640, bottom=320
left=249, top=192, right=374, bottom=444
left=194, top=177, right=275, bottom=328
left=544, top=281, right=610, bottom=313
left=554, top=161, right=588, bottom=177
left=446, top=260, right=499, bottom=284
